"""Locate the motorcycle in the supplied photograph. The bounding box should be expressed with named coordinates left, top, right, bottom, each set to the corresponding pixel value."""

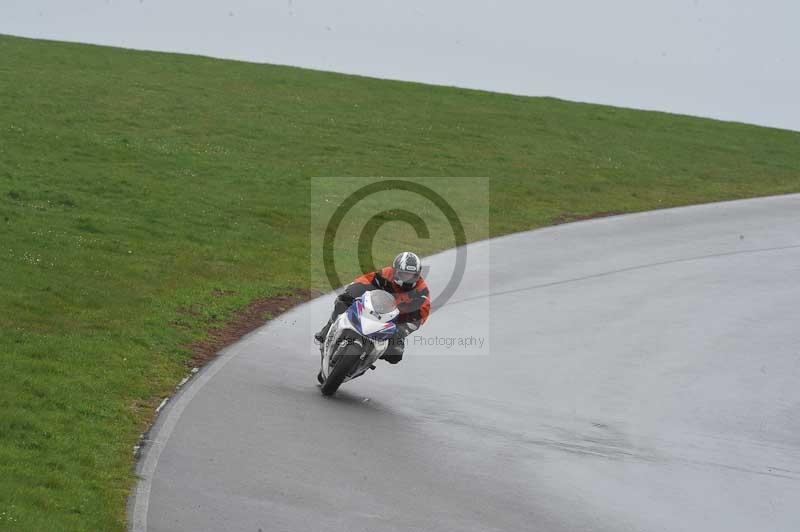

left=318, top=290, right=399, bottom=396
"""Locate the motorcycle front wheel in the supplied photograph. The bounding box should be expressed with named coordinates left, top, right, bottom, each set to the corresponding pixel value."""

left=320, top=343, right=362, bottom=396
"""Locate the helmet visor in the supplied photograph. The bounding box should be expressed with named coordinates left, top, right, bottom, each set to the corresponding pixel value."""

left=395, top=269, right=419, bottom=284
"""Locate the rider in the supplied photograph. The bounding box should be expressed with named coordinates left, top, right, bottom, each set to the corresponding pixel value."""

left=315, top=251, right=430, bottom=364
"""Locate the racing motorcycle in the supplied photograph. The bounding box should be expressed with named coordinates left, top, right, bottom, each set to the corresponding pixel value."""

left=318, top=290, right=399, bottom=396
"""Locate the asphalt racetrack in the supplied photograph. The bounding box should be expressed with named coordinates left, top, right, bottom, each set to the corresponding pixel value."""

left=132, top=195, right=800, bottom=532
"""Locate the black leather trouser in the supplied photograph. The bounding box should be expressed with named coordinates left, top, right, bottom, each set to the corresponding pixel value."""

left=382, top=336, right=405, bottom=364
left=316, top=293, right=353, bottom=339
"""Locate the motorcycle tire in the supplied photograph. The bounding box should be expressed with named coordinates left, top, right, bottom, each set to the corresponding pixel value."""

left=320, top=343, right=361, bottom=396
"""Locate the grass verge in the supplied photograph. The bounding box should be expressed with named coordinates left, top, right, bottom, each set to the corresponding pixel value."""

left=0, top=34, right=799, bottom=530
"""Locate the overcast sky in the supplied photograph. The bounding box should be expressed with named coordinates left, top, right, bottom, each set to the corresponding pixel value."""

left=2, top=0, right=798, bottom=130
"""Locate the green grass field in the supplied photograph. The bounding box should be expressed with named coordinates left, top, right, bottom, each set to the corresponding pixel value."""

left=1, top=33, right=799, bottom=530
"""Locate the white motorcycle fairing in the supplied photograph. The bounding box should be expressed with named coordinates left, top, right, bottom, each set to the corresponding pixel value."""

left=320, top=290, right=400, bottom=386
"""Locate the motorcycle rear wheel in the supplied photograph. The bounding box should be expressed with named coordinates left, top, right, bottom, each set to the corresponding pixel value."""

left=321, top=343, right=361, bottom=396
